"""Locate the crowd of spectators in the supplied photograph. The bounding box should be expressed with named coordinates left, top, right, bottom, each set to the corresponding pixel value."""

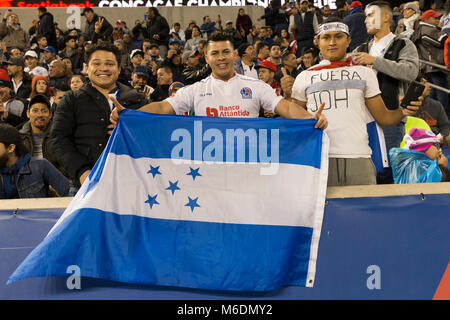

left=1, top=0, right=450, bottom=199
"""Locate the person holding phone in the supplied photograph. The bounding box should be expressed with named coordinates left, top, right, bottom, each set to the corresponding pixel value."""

left=0, top=9, right=30, bottom=52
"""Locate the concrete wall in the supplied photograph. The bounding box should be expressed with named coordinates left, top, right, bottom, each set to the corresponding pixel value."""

left=2, top=182, right=450, bottom=210
left=1, top=6, right=265, bottom=34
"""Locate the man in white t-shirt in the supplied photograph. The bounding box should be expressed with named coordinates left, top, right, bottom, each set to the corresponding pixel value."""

left=289, top=20, right=420, bottom=186
left=110, top=32, right=328, bottom=127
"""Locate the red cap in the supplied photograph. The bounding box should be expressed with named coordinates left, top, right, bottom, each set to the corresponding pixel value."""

left=350, top=1, right=363, bottom=8
left=0, top=68, right=11, bottom=88
left=255, top=59, right=277, bottom=73
left=421, top=9, right=443, bottom=21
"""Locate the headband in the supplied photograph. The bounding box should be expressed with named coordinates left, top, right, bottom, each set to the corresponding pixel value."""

left=317, top=22, right=350, bottom=36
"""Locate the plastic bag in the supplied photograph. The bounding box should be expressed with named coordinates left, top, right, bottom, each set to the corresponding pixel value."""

left=389, top=148, right=442, bottom=184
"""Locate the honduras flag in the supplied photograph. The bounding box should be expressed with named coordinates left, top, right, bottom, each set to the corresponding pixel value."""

left=8, top=109, right=329, bottom=291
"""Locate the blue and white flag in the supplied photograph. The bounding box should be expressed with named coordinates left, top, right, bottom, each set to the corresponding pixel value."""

left=8, top=110, right=329, bottom=291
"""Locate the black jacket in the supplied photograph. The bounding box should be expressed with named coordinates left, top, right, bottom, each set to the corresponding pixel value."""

left=49, top=82, right=149, bottom=183
left=14, top=75, right=32, bottom=103
left=19, top=120, right=67, bottom=177
left=38, top=12, right=57, bottom=49
left=59, top=48, right=84, bottom=74
left=145, top=15, right=170, bottom=46
left=84, top=14, right=113, bottom=42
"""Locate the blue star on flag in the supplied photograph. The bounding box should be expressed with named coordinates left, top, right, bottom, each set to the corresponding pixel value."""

left=166, top=180, right=181, bottom=195
left=186, top=167, right=202, bottom=181
left=145, top=194, right=159, bottom=209
left=147, top=165, right=161, bottom=178
left=185, top=196, right=200, bottom=212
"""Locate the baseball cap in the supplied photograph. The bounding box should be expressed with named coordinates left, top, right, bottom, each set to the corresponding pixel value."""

left=300, top=0, right=309, bottom=4
left=225, top=20, right=232, bottom=25
left=81, top=7, right=93, bottom=16
left=4, top=57, right=24, bottom=67
left=43, top=46, right=56, bottom=54
left=133, top=65, right=150, bottom=77
left=168, top=82, right=184, bottom=96
left=350, top=1, right=363, bottom=8
left=0, top=69, right=11, bottom=88
left=403, top=2, right=419, bottom=13
left=148, top=43, right=159, bottom=50
left=24, top=50, right=38, bottom=59
left=29, top=66, right=49, bottom=77
left=421, top=9, right=443, bottom=21
left=169, top=38, right=180, bottom=45
left=28, top=94, right=51, bottom=110
left=255, top=59, right=277, bottom=73
left=130, top=49, right=144, bottom=59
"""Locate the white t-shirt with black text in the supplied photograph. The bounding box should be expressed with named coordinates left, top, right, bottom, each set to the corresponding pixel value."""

left=291, top=64, right=381, bottom=158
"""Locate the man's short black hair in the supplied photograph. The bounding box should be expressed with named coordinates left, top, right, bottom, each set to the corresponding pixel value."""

left=85, top=41, right=121, bottom=66
left=323, top=16, right=344, bottom=23
left=64, top=35, right=78, bottom=44
left=38, top=6, right=47, bottom=13
left=335, top=0, right=347, bottom=9
left=0, top=123, right=29, bottom=157
left=256, top=41, right=269, bottom=55
left=269, top=42, right=281, bottom=50
left=301, top=46, right=319, bottom=57
left=367, top=0, right=392, bottom=12
left=36, top=34, right=47, bottom=41
left=281, top=50, right=296, bottom=62
left=205, top=31, right=235, bottom=52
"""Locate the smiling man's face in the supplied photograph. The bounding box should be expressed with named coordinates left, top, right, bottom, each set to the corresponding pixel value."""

left=87, top=50, right=120, bottom=90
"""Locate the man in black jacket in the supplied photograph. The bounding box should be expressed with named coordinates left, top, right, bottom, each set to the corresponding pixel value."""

left=4, top=57, right=31, bottom=104
left=145, top=8, right=170, bottom=59
left=37, top=7, right=57, bottom=49
left=50, top=42, right=148, bottom=187
left=81, top=7, right=113, bottom=42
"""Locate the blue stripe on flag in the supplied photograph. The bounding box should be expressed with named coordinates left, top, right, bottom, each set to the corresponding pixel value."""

left=8, top=208, right=313, bottom=291
left=110, top=109, right=323, bottom=168
left=367, top=121, right=387, bottom=172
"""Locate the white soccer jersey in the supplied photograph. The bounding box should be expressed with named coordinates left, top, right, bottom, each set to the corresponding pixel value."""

left=291, top=65, right=381, bottom=158
left=165, top=73, right=283, bottom=118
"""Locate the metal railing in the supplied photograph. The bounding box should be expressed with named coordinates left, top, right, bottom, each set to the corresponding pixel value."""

left=419, top=59, right=450, bottom=94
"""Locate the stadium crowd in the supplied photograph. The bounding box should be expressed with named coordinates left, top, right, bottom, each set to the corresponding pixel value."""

left=1, top=0, right=450, bottom=199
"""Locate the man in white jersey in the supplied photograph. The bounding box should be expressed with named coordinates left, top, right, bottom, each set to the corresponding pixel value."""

left=289, top=19, right=420, bottom=186
left=110, top=32, right=327, bottom=127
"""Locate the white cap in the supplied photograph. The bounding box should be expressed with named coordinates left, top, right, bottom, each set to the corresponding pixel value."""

left=130, top=49, right=144, bottom=59
left=24, top=50, right=38, bottom=59
left=29, top=66, right=49, bottom=77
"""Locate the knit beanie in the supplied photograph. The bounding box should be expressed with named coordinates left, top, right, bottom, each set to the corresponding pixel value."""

left=403, top=128, right=441, bottom=153
left=31, top=75, right=49, bottom=89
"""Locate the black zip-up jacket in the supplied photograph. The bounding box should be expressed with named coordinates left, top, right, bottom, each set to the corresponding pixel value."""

left=38, top=12, right=57, bottom=49
left=49, top=82, right=148, bottom=183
